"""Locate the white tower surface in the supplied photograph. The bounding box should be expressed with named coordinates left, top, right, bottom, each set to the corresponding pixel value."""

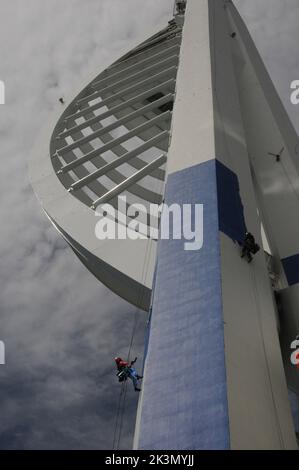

left=30, top=0, right=299, bottom=449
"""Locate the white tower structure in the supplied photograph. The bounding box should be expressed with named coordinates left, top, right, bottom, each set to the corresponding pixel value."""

left=30, top=0, right=299, bottom=449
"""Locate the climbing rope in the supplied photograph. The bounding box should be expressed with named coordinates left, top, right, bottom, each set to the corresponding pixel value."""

left=250, top=262, right=286, bottom=449
left=113, top=146, right=166, bottom=450
left=112, top=380, right=127, bottom=450
left=112, top=165, right=165, bottom=450
left=114, top=235, right=154, bottom=450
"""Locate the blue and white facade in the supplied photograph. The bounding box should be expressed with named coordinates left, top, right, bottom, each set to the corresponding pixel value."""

left=134, top=0, right=299, bottom=450
left=30, top=0, right=299, bottom=449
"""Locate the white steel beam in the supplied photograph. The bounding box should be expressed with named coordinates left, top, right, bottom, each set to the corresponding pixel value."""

left=59, top=94, right=173, bottom=155
left=66, top=131, right=169, bottom=188
left=92, top=44, right=180, bottom=89
left=78, top=55, right=178, bottom=106
left=58, top=82, right=175, bottom=139
left=91, top=154, right=167, bottom=208
left=57, top=112, right=171, bottom=172
left=64, top=66, right=177, bottom=124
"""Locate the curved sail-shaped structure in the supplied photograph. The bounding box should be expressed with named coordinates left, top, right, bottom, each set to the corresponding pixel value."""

left=30, top=16, right=183, bottom=311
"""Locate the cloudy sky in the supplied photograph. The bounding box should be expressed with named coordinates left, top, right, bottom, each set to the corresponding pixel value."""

left=0, top=0, right=298, bottom=450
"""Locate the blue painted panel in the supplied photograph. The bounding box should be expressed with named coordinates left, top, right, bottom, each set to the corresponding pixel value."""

left=288, top=390, right=299, bottom=434
left=137, top=160, right=230, bottom=450
left=282, top=254, right=299, bottom=286
left=142, top=265, right=158, bottom=371
left=215, top=160, right=247, bottom=244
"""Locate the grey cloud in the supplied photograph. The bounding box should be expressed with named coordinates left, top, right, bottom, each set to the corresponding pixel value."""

left=0, top=0, right=298, bottom=449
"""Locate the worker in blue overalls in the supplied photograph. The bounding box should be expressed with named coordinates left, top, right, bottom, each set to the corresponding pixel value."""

left=115, top=357, right=143, bottom=392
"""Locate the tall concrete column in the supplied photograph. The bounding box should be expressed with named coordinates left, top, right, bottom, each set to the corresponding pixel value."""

left=134, top=0, right=297, bottom=450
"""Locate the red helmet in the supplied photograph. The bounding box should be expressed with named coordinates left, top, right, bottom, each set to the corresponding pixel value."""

left=115, top=357, right=122, bottom=364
